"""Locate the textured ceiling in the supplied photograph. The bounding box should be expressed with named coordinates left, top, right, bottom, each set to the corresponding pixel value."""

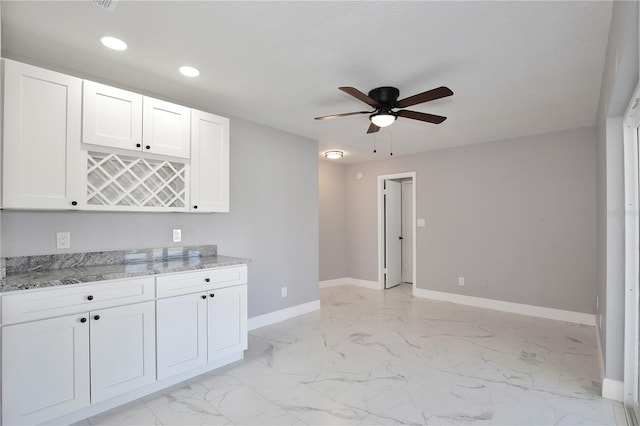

left=1, top=1, right=612, bottom=163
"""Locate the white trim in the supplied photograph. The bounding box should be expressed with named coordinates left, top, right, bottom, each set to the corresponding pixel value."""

left=319, top=278, right=352, bottom=288
left=595, top=314, right=606, bottom=383
left=248, top=300, right=320, bottom=331
left=603, top=379, right=625, bottom=402
left=413, top=288, right=595, bottom=326
left=623, top=82, right=640, bottom=411
left=319, top=278, right=380, bottom=290
left=377, top=172, right=416, bottom=292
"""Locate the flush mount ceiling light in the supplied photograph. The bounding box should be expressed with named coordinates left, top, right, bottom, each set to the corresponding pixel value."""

left=324, top=151, right=343, bottom=159
left=100, top=36, right=127, bottom=51
left=179, top=66, right=200, bottom=77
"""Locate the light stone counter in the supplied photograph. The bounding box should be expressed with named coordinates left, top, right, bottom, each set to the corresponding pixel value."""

left=0, top=245, right=249, bottom=292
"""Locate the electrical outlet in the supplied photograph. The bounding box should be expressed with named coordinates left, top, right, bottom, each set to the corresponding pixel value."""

left=596, top=296, right=599, bottom=310
left=172, top=229, right=182, bottom=243
left=458, top=277, right=464, bottom=286
left=479, top=279, right=488, bottom=288
left=281, top=287, right=287, bottom=298
left=56, top=232, right=71, bottom=249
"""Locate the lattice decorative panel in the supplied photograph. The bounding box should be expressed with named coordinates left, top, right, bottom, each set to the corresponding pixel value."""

left=87, top=151, right=186, bottom=208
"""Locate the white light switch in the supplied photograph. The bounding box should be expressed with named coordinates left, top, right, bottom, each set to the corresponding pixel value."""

left=56, top=232, right=71, bottom=249
left=417, top=218, right=426, bottom=227
left=172, top=229, right=182, bottom=243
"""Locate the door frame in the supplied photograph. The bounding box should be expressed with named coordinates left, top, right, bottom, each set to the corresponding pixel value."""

left=624, top=82, right=640, bottom=417
left=377, top=172, right=416, bottom=291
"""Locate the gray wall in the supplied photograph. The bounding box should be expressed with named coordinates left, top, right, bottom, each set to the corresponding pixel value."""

left=1, top=116, right=320, bottom=318
left=318, top=160, right=347, bottom=281
left=344, top=126, right=596, bottom=314
left=595, top=0, right=639, bottom=383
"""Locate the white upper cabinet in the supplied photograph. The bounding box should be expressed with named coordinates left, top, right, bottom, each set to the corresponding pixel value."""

left=143, top=97, right=191, bottom=158
left=82, top=80, right=143, bottom=151
left=191, top=110, right=230, bottom=212
left=3, top=59, right=83, bottom=209
left=83, top=81, right=190, bottom=159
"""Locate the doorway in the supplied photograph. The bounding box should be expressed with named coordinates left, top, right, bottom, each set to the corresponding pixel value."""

left=378, top=172, right=416, bottom=291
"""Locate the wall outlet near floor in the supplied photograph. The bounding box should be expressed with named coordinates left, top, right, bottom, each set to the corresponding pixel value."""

left=56, top=232, right=71, bottom=249
left=281, top=286, right=287, bottom=298
left=172, top=229, right=182, bottom=243
left=596, top=296, right=599, bottom=310
left=458, top=277, right=465, bottom=286
left=479, top=279, right=488, bottom=288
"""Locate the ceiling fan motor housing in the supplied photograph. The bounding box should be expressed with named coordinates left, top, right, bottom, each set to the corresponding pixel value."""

left=368, top=87, right=400, bottom=106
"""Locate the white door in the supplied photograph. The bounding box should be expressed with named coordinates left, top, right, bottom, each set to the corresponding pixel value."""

left=3, top=59, right=83, bottom=209
left=156, top=293, right=208, bottom=379
left=401, top=181, right=414, bottom=284
left=2, top=314, right=90, bottom=425
left=82, top=80, right=143, bottom=151
left=190, top=110, right=230, bottom=212
left=143, top=97, right=191, bottom=158
left=385, top=180, right=402, bottom=288
left=90, top=301, right=156, bottom=403
left=208, top=285, right=247, bottom=362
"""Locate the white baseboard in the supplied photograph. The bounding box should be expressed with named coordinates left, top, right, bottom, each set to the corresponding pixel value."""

left=319, top=277, right=381, bottom=290
left=248, top=300, right=321, bottom=331
left=602, top=378, right=624, bottom=402
left=413, top=288, right=596, bottom=326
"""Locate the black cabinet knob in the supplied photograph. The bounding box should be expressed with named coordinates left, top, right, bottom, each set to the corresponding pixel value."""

left=87, top=295, right=94, bottom=301
left=71, top=201, right=78, bottom=206
left=205, top=278, right=210, bottom=283
left=80, top=317, right=87, bottom=323
left=201, top=295, right=207, bottom=299
left=136, top=143, right=141, bottom=148
left=145, top=145, right=151, bottom=150
left=193, top=205, right=198, bottom=209
left=210, top=293, right=215, bottom=298
left=93, top=315, right=100, bottom=320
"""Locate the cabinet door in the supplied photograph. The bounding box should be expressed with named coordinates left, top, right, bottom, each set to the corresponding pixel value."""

left=3, top=59, right=83, bottom=209
left=82, top=80, right=143, bottom=151
left=2, top=314, right=90, bottom=425
left=156, top=293, right=208, bottom=379
left=190, top=110, right=230, bottom=212
left=90, top=301, right=156, bottom=403
left=143, top=97, right=191, bottom=158
left=208, top=285, right=247, bottom=362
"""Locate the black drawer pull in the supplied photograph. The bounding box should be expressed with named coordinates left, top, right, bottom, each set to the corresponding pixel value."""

left=145, top=145, right=151, bottom=150
left=80, top=317, right=87, bottom=323
left=93, top=315, right=100, bottom=320
left=71, top=201, right=78, bottom=206
left=210, top=293, right=215, bottom=298
left=205, top=278, right=210, bottom=283
left=136, top=143, right=141, bottom=148
left=87, top=295, right=94, bottom=301
left=201, top=295, right=207, bottom=299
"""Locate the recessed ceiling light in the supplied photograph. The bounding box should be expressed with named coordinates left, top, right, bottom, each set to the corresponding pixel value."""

left=179, top=66, right=200, bottom=77
left=100, top=36, right=127, bottom=51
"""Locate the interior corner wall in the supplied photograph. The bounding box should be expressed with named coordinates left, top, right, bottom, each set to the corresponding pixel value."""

left=1, top=116, right=320, bottom=319
left=346, top=126, right=597, bottom=314
left=595, top=0, right=639, bottom=383
left=319, top=160, right=348, bottom=281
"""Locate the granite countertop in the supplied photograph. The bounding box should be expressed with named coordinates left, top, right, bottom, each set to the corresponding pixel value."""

left=0, top=245, right=249, bottom=293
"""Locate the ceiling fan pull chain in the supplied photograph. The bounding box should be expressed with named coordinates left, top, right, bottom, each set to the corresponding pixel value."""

left=390, top=132, right=393, bottom=156
left=373, top=133, right=377, bottom=154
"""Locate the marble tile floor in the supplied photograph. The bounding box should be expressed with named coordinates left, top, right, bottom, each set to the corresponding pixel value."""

left=75, top=284, right=626, bottom=425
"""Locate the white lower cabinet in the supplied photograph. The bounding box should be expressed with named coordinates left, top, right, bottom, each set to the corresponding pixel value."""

left=156, top=283, right=248, bottom=379
left=2, top=314, right=90, bottom=425
left=1, top=301, right=155, bottom=425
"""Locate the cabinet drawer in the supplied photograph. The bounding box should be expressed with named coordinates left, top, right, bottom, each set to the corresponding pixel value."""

left=2, top=276, right=155, bottom=324
left=156, top=265, right=247, bottom=298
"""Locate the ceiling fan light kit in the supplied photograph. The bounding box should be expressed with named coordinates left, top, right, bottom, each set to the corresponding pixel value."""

left=315, top=85, right=453, bottom=134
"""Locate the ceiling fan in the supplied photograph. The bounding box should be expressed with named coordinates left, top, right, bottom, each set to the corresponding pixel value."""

left=315, top=86, right=453, bottom=133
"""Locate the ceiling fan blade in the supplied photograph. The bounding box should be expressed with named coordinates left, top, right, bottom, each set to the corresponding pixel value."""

left=395, top=86, right=453, bottom=109
left=396, top=109, right=447, bottom=124
left=339, top=87, right=380, bottom=108
left=367, top=122, right=380, bottom=134
left=314, top=111, right=371, bottom=120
